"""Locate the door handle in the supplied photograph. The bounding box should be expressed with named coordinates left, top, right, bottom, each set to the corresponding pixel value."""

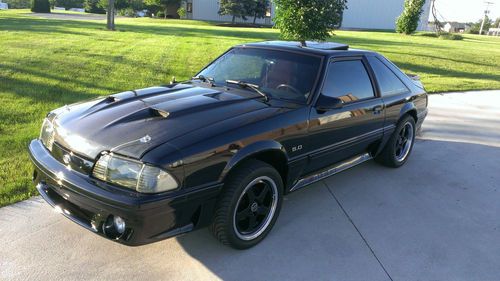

left=372, top=105, right=383, bottom=115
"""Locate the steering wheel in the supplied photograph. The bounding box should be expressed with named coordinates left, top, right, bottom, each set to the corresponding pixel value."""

left=276, top=84, right=303, bottom=97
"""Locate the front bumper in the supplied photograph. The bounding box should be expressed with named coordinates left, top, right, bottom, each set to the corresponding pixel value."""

left=28, top=139, right=222, bottom=246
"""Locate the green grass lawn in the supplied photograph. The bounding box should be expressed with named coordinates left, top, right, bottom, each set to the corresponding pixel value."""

left=0, top=10, right=499, bottom=207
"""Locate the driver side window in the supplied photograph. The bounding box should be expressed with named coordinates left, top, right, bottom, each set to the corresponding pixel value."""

left=322, top=59, right=375, bottom=103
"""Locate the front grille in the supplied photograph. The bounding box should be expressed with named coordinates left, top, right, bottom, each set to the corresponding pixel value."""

left=50, top=143, right=94, bottom=175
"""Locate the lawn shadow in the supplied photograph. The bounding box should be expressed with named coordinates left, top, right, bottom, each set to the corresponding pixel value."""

left=381, top=49, right=499, bottom=69
left=393, top=60, right=500, bottom=83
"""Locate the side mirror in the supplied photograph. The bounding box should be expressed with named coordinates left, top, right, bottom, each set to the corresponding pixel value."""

left=316, top=95, right=344, bottom=112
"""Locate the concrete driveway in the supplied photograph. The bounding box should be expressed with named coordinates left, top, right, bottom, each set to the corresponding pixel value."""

left=1, top=90, right=499, bottom=280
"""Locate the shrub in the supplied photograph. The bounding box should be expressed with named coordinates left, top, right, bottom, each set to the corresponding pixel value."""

left=118, top=7, right=136, bottom=17
left=396, top=0, right=426, bottom=34
left=31, top=0, right=51, bottom=12
left=177, top=6, right=186, bottom=18
left=54, top=0, right=83, bottom=9
left=418, top=32, right=438, bottom=38
left=439, top=33, right=463, bottom=40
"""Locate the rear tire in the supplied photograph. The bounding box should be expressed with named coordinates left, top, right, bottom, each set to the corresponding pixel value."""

left=210, top=160, right=283, bottom=249
left=376, top=115, right=416, bottom=168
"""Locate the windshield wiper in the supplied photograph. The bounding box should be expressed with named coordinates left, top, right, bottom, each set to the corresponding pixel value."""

left=225, top=80, right=269, bottom=102
left=192, top=75, right=215, bottom=86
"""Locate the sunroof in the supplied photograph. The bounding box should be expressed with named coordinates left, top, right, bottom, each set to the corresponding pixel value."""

left=250, top=41, right=349, bottom=51
left=304, top=41, right=349, bottom=50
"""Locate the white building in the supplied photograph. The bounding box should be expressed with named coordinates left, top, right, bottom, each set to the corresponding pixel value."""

left=0, top=0, right=8, bottom=10
left=181, top=0, right=431, bottom=31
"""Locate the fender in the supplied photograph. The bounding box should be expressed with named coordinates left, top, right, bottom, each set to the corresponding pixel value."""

left=219, top=140, right=289, bottom=182
left=399, top=101, right=417, bottom=120
left=375, top=101, right=417, bottom=158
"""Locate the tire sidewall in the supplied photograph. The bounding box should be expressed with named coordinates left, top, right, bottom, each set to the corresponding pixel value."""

left=390, top=116, right=416, bottom=167
left=224, top=163, right=283, bottom=249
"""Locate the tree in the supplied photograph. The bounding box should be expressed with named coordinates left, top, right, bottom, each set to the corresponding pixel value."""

left=107, top=0, right=115, bottom=30
left=218, top=0, right=253, bottom=24
left=273, top=0, right=347, bottom=46
left=144, top=0, right=180, bottom=19
left=430, top=0, right=443, bottom=34
left=396, top=0, right=426, bottom=34
left=468, top=16, right=492, bottom=34
left=31, top=0, right=51, bottom=12
left=492, top=18, right=500, bottom=28
left=84, top=0, right=105, bottom=13
left=251, top=0, right=268, bottom=24
left=5, top=0, right=31, bottom=9
left=494, top=17, right=500, bottom=28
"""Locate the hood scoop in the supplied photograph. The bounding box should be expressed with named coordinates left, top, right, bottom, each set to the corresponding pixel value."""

left=149, top=107, right=170, bottom=118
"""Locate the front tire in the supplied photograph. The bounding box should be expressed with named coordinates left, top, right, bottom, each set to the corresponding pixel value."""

left=376, top=115, right=416, bottom=168
left=210, top=160, right=283, bottom=249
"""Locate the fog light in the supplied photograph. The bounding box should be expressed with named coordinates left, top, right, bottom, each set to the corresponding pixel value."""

left=103, top=215, right=126, bottom=239
left=114, top=216, right=126, bottom=234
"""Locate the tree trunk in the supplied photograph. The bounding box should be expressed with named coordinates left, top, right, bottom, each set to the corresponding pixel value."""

left=164, top=7, right=167, bottom=19
left=253, top=14, right=257, bottom=24
left=232, top=15, right=235, bottom=24
left=106, top=0, right=115, bottom=30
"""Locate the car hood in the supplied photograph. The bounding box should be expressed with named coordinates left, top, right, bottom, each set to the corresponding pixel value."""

left=51, top=84, right=271, bottom=160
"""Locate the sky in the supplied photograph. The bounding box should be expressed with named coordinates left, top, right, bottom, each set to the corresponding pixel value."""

left=431, top=0, right=500, bottom=23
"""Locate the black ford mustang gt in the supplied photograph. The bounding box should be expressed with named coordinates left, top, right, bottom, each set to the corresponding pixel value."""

left=29, top=41, right=427, bottom=249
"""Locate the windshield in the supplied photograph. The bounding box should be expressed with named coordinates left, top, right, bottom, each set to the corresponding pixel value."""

left=197, top=47, right=322, bottom=103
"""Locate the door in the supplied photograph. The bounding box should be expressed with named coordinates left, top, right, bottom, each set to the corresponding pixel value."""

left=304, top=57, right=385, bottom=174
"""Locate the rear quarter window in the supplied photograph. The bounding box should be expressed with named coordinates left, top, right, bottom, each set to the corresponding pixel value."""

left=368, top=56, right=410, bottom=97
left=322, top=59, right=375, bottom=102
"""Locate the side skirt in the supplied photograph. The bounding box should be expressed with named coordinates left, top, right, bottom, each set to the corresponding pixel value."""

left=290, top=153, right=372, bottom=192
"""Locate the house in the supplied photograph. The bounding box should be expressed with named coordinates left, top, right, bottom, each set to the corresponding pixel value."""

left=487, top=28, right=500, bottom=36
left=178, top=0, right=431, bottom=31
left=444, top=22, right=469, bottom=33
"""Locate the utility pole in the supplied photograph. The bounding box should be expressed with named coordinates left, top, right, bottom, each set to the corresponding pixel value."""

left=479, top=1, right=493, bottom=35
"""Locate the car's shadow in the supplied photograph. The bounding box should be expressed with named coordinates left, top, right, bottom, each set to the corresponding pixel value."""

left=174, top=139, right=500, bottom=281
left=3, top=139, right=500, bottom=280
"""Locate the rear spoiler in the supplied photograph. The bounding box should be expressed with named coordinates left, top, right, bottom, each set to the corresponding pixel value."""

left=406, top=73, right=424, bottom=89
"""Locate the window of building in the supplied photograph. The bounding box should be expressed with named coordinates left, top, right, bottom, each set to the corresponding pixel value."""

left=265, top=7, right=271, bottom=17
left=186, top=3, right=192, bottom=13
left=367, top=57, right=409, bottom=96
left=321, top=60, right=375, bottom=102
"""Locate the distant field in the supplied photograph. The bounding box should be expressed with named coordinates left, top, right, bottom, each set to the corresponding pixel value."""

left=0, top=9, right=499, bottom=207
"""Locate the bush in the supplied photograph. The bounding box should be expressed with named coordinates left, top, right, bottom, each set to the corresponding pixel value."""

left=54, top=0, right=83, bottom=9
left=118, top=7, right=136, bottom=17
left=439, top=33, right=463, bottom=40
left=31, top=0, right=51, bottom=12
left=177, top=6, right=186, bottom=18
left=396, top=0, right=426, bottom=34
left=417, top=32, right=438, bottom=38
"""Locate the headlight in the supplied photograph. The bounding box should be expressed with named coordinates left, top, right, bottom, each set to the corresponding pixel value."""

left=40, top=118, right=55, bottom=152
left=92, top=153, right=178, bottom=193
